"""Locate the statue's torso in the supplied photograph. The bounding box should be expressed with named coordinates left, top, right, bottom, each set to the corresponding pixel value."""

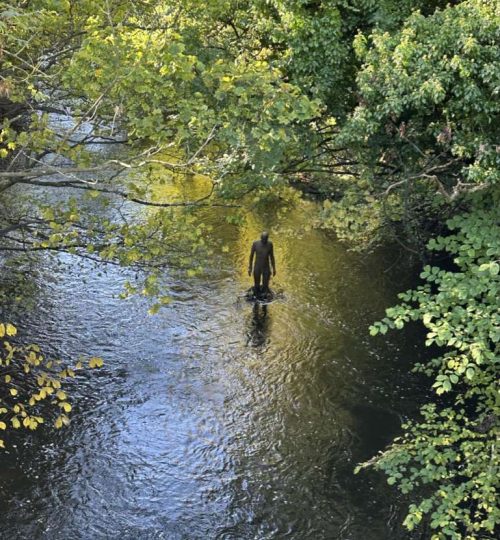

left=253, top=240, right=272, bottom=271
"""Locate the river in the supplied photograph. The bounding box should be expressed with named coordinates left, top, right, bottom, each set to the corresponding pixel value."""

left=0, top=171, right=426, bottom=539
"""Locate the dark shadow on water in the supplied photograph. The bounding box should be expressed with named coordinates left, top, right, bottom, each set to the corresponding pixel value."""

left=246, top=303, right=270, bottom=348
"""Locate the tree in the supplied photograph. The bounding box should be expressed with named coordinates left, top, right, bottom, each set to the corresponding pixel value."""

left=320, top=0, right=500, bottom=250
left=363, top=200, right=499, bottom=539
left=329, top=2, right=500, bottom=537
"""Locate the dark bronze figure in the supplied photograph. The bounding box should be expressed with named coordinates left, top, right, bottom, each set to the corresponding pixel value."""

left=248, top=231, right=276, bottom=296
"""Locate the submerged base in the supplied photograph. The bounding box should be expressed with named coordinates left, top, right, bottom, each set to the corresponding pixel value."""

left=244, top=287, right=277, bottom=304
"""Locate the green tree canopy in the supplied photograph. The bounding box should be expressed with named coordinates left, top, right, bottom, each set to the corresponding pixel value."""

left=321, top=0, right=499, bottom=248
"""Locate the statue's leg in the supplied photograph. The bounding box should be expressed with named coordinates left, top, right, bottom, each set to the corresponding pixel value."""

left=262, top=270, right=271, bottom=295
left=253, top=270, right=261, bottom=296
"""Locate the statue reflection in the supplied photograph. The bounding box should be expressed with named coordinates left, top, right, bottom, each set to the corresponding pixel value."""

left=246, top=303, right=270, bottom=348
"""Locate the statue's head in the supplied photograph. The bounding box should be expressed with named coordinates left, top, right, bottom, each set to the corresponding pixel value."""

left=261, top=231, right=269, bottom=244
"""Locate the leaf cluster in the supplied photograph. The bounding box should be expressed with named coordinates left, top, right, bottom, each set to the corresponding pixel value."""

left=364, top=202, right=499, bottom=538
left=0, top=322, right=103, bottom=448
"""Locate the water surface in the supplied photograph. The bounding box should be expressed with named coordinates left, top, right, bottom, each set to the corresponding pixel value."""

left=0, top=175, right=424, bottom=539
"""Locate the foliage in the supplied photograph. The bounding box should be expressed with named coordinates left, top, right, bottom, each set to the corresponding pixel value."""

left=0, top=322, right=102, bottom=448
left=363, top=202, right=499, bottom=538
left=254, top=1, right=454, bottom=111
left=2, top=1, right=498, bottom=251
left=4, top=1, right=496, bottom=260
left=62, top=1, right=321, bottom=174
left=321, top=0, right=500, bottom=250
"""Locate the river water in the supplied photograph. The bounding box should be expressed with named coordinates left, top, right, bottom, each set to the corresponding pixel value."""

left=0, top=173, right=426, bottom=539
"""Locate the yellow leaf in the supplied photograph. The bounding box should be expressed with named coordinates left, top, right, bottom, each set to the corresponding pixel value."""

left=9, top=388, right=18, bottom=396
left=0, top=439, right=4, bottom=448
left=23, top=417, right=31, bottom=428
left=0, top=422, right=6, bottom=430
left=55, top=416, right=63, bottom=429
left=6, top=323, right=17, bottom=336
left=148, top=304, right=160, bottom=315
left=76, top=361, right=83, bottom=369
left=56, top=390, right=67, bottom=401
left=5, top=374, right=11, bottom=383
left=11, top=417, right=20, bottom=429
left=0, top=323, right=5, bottom=337
left=61, top=402, right=72, bottom=413
left=89, top=357, right=104, bottom=368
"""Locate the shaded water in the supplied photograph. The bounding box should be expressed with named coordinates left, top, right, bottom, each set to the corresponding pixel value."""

left=0, top=174, right=425, bottom=539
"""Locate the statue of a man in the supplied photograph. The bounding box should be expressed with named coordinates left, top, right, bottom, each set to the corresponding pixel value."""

left=248, top=231, right=276, bottom=296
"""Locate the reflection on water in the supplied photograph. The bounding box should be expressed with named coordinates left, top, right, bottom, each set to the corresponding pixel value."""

left=246, top=304, right=270, bottom=349
left=0, top=173, right=426, bottom=539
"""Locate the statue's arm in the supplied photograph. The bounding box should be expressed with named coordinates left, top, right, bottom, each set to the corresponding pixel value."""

left=248, top=242, right=256, bottom=275
left=270, top=243, right=276, bottom=275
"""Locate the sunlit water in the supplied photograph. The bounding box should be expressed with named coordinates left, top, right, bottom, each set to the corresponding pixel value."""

left=0, top=174, right=427, bottom=539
